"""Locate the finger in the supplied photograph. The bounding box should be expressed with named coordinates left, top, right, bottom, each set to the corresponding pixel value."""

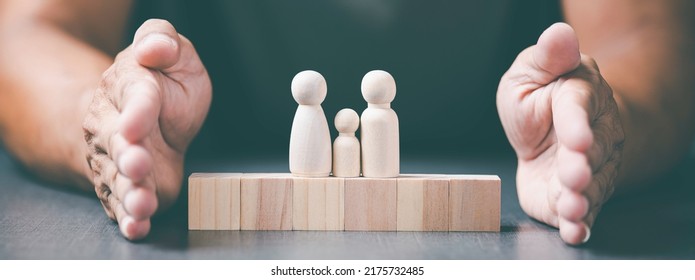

left=552, top=86, right=594, bottom=152
left=532, top=23, right=581, bottom=82
left=124, top=186, right=159, bottom=221
left=110, top=167, right=158, bottom=220
left=133, top=19, right=181, bottom=69
left=84, top=103, right=146, bottom=185
left=557, top=189, right=589, bottom=223
left=559, top=218, right=591, bottom=245
left=113, top=118, right=158, bottom=181
left=110, top=172, right=158, bottom=221
left=117, top=144, right=153, bottom=183
left=97, top=149, right=158, bottom=220
left=118, top=80, right=162, bottom=143
left=557, top=144, right=592, bottom=192
left=92, top=114, right=154, bottom=186
left=109, top=133, right=129, bottom=170
left=86, top=92, right=158, bottom=220
left=84, top=89, right=140, bottom=173
left=96, top=165, right=151, bottom=240
left=502, top=22, right=581, bottom=87
left=106, top=190, right=151, bottom=240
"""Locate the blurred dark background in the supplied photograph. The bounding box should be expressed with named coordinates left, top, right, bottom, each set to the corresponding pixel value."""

left=126, top=0, right=562, bottom=161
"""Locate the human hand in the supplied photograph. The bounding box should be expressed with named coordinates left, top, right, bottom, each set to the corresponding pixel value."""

left=83, top=19, right=212, bottom=240
left=497, top=23, right=625, bottom=245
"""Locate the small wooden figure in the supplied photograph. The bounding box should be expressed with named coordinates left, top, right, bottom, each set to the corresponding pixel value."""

left=360, top=70, right=399, bottom=178
left=332, top=108, right=361, bottom=177
left=289, top=70, right=332, bottom=177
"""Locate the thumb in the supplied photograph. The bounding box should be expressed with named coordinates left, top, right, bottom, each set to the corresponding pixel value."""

left=133, top=19, right=181, bottom=70
left=530, top=22, right=581, bottom=84
left=496, top=22, right=582, bottom=159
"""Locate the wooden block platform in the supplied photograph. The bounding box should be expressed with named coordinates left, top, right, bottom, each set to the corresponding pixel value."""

left=189, top=173, right=500, bottom=232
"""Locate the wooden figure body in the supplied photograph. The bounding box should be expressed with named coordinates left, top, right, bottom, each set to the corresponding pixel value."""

left=360, top=70, right=399, bottom=178
left=332, top=108, right=360, bottom=177
left=289, top=70, right=332, bottom=177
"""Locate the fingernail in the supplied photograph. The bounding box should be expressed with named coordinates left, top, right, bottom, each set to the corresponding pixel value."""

left=120, top=216, right=134, bottom=238
left=582, top=223, right=592, bottom=243
left=142, top=33, right=176, bottom=48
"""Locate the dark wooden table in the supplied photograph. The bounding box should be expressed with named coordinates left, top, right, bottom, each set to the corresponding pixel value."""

left=1, top=149, right=693, bottom=259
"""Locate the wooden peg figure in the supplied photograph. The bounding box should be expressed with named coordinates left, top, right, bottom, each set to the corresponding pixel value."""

left=360, top=70, right=399, bottom=178
left=332, top=108, right=361, bottom=177
left=289, top=70, right=332, bottom=177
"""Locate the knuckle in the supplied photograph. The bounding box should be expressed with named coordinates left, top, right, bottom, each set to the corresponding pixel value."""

left=96, top=188, right=117, bottom=221
left=90, top=154, right=103, bottom=174
left=95, top=182, right=112, bottom=203
left=83, top=128, right=95, bottom=147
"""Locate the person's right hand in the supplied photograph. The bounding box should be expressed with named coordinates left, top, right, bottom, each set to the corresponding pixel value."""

left=83, top=19, right=212, bottom=240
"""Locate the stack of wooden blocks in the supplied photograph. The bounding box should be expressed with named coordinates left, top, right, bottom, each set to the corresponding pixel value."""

left=189, top=173, right=500, bottom=232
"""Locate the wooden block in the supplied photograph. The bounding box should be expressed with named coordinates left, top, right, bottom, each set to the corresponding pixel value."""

left=344, top=178, right=397, bottom=231
left=215, top=174, right=241, bottom=230
left=189, top=173, right=501, bottom=232
left=293, top=177, right=345, bottom=230
left=188, top=173, right=241, bottom=230
left=449, top=175, right=501, bottom=232
left=188, top=174, right=202, bottom=230
left=397, top=176, right=449, bottom=231
left=241, top=174, right=293, bottom=230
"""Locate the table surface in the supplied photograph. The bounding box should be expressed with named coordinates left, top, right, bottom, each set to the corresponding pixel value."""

left=1, top=149, right=694, bottom=260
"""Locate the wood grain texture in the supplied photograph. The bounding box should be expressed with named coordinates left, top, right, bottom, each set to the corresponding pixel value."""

left=289, top=71, right=332, bottom=177
left=449, top=175, right=501, bottom=232
left=188, top=174, right=202, bottom=230
left=240, top=174, right=293, bottom=230
left=199, top=176, right=216, bottom=229
left=332, top=109, right=361, bottom=178
left=189, top=173, right=500, bottom=232
left=188, top=173, right=241, bottom=230
left=344, top=177, right=397, bottom=231
left=217, top=174, right=242, bottom=230
left=360, top=70, right=399, bottom=178
left=397, top=177, right=449, bottom=231
left=293, top=177, right=344, bottom=230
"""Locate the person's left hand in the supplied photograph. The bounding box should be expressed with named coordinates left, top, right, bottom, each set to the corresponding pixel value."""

left=497, top=23, right=625, bottom=245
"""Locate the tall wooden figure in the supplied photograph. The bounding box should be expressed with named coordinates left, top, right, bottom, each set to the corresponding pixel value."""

left=289, top=70, right=332, bottom=177
left=360, top=70, right=399, bottom=178
left=332, top=108, right=360, bottom=177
